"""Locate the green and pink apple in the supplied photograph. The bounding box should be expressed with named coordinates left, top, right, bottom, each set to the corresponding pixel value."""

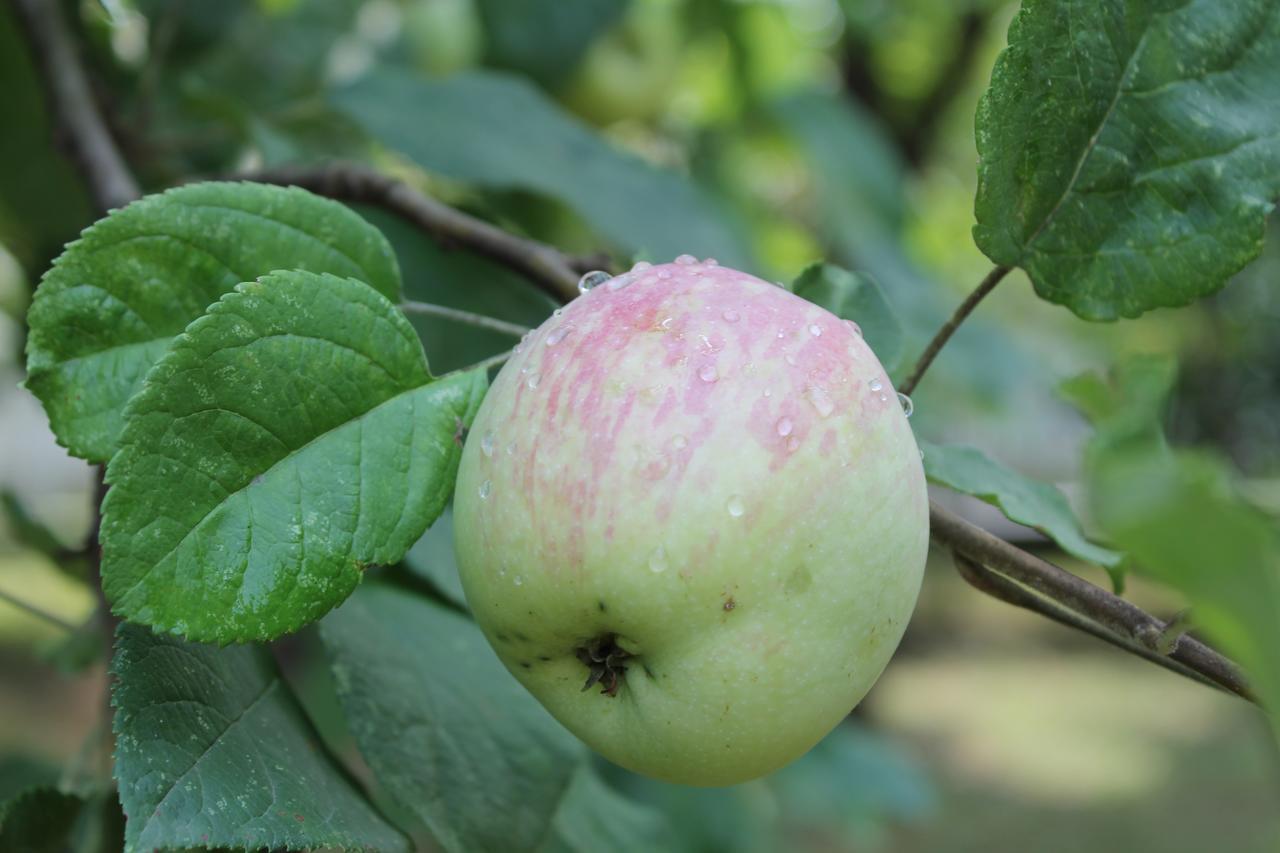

left=453, top=258, right=928, bottom=786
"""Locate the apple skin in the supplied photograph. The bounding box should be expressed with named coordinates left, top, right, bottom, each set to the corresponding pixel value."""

left=453, top=259, right=928, bottom=786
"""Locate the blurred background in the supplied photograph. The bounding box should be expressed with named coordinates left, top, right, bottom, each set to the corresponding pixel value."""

left=1, top=0, right=1278, bottom=850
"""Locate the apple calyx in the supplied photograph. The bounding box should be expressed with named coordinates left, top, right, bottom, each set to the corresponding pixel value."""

left=575, top=634, right=630, bottom=697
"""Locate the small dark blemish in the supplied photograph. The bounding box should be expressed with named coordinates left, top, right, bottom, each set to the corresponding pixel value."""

left=723, top=597, right=736, bottom=612
left=538, top=655, right=551, bottom=661
left=514, top=631, right=530, bottom=642
left=643, top=664, right=656, bottom=679
left=495, top=632, right=511, bottom=643
left=519, top=662, right=531, bottom=669
left=597, top=600, right=608, bottom=613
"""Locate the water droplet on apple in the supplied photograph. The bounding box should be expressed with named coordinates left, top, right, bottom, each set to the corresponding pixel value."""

left=672, top=435, right=688, bottom=450
left=785, top=353, right=798, bottom=366
left=526, top=373, right=541, bottom=390
left=513, top=574, right=524, bottom=586
left=648, top=546, right=669, bottom=573
left=722, top=308, right=740, bottom=322
left=705, top=258, right=719, bottom=267
left=481, top=431, right=495, bottom=456
left=808, top=323, right=822, bottom=337
left=805, top=386, right=834, bottom=418
left=727, top=495, right=745, bottom=517
left=657, top=269, right=673, bottom=280
left=577, top=270, right=611, bottom=294
left=776, top=329, right=786, bottom=339
left=786, top=435, right=800, bottom=452
left=776, top=417, right=793, bottom=437
left=479, top=479, right=492, bottom=500
left=897, top=392, right=914, bottom=418
left=843, top=319, right=862, bottom=337
left=631, top=260, right=653, bottom=272
left=546, top=325, right=572, bottom=346
left=658, top=316, right=674, bottom=330
left=878, top=393, right=889, bottom=403
left=675, top=254, right=697, bottom=265
left=553, top=308, right=563, bottom=318
left=506, top=441, right=517, bottom=456
left=869, top=378, right=883, bottom=392
left=699, top=364, right=718, bottom=383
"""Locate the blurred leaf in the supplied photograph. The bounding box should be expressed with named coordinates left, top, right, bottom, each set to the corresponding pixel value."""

left=1, top=490, right=68, bottom=557
left=476, top=0, right=628, bottom=86
left=600, top=769, right=778, bottom=853
left=769, top=723, right=935, bottom=832
left=791, top=263, right=904, bottom=373
left=0, top=787, right=122, bottom=853
left=38, top=618, right=103, bottom=674
left=318, top=583, right=586, bottom=852
left=542, top=764, right=675, bottom=853
left=0, top=9, right=93, bottom=268
left=402, top=505, right=468, bottom=609
left=0, top=757, right=57, bottom=804
left=359, top=206, right=554, bottom=373
left=974, top=0, right=1280, bottom=320
left=333, top=69, right=753, bottom=266
left=25, top=182, right=402, bottom=462
left=921, top=441, right=1123, bottom=574
left=101, top=272, right=485, bottom=643
left=1060, top=355, right=1178, bottom=448
left=112, top=623, right=408, bottom=852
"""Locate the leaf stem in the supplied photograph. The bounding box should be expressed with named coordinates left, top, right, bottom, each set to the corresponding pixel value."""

left=899, top=265, right=1010, bottom=396
left=452, top=349, right=516, bottom=377
left=0, top=586, right=78, bottom=633
left=400, top=301, right=531, bottom=338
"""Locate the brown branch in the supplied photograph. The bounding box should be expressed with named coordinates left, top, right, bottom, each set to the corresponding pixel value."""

left=8, top=0, right=139, bottom=212
left=899, top=265, right=1010, bottom=396
left=236, top=162, right=588, bottom=303
left=935, top=504, right=1252, bottom=701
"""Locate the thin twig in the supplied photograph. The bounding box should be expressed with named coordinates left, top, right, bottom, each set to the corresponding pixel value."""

left=8, top=0, right=139, bottom=211
left=0, top=587, right=78, bottom=633
left=899, top=265, right=1010, bottom=396
left=236, top=163, right=588, bottom=303
left=400, top=301, right=531, bottom=338
left=934, top=503, right=1251, bottom=701
left=445, top=349, right=516, bottom=379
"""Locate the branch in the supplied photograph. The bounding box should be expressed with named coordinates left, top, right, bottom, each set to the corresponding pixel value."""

left=935, top=504, right=1251, bottom=701
left=236, top=162, right=590, bottom=303
left=8, top=0, right=139, bottom=211
left=400, top=300, right=531, bottom=338
left=899, top=265, right=1010, bottom=396
left=266, top=157, right=1251, bottom=701
left=0, top=586, right=77, bottom=633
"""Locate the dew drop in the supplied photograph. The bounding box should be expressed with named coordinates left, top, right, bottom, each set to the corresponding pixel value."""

left=545, top=325, right=572, bottom=346
left=526, top=373, right=541, bottom=390
left=869, top=378, right=883, bottom=392
left=776, top=329, right=786, bottom=339
left=808, top=323, right=823, bottom=337
left=648, top=545, right=669, bottom=573
left=658, top=316, right=674, bottom=330
left=675, top=254, right=697, bottom=265
left=657, top=269, right=673, bottom=280
left=806, top=386, right=835, bottom=418
left=878, top=393, right=889, bottom=402
left=918, top=448, right=925, bottom=460
left=552, top=309, right=563, bottom=320
left=513, top=574, right=524, bottom=586
left=698, top=364, right=718, bottom=383
left=785, top=353, right=798, bottom=366
left=672, top=434, right=688, bottom=450
left=843, top=319, right=863, bottom=337
left=897, top=392, right=914, bottom=418
left=631, top=260, right=652, bottom=272
left=577, top=270, right=612, bottom=293
left=722, top=308, right=741, bottom=322
left=481, top=431, right=495, bottom=457
left=505, top=441, right=517, bottom=456
left=726, top=495, right=745, bottom=517
left=763, top=388, right=772, bottom=398
left=786, top=435, right=800, bottom=452
left=479, top=479, right=492, bottom=500
left=607, top=274, right=634, bottom=291
left=776, top=416, right=793, bottom=437
left=705, top=258, right=719, bottom=267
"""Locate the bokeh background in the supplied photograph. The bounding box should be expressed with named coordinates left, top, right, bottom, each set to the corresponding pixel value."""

left=2, top=0, right=1278, bottom=850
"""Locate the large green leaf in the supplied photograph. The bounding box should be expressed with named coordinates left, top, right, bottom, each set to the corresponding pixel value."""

left=402, top=505, right=468, bottom=609
left=476, top=0, right=628, bottom=85
left=790, top=263, right=905, bottom=374
left=101, top=271, right=486, bottom=643
left=24, top=182, right=402, bottom=462
left=974, top=0, right=1280, bottom=320
left=332, top=69, right=752, bottom=267
left=111, top=623, right=408, bottom=852
left=921, top=441, right=1123, bottom=576
left=319, top=584, right=672, bottom=853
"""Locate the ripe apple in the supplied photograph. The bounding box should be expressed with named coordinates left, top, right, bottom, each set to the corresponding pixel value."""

left=453, top=258, right=928, bottom=786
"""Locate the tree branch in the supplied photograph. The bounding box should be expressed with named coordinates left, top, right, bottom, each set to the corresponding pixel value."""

left=400, top=300, right=531, bottom=338
left=236, top=162, right=590, bottom=303
left=0, top=586, right=78, bottom=633
left=8, top=0, right=139, bottom=211
left=899, top=265, right=1010, bottom=396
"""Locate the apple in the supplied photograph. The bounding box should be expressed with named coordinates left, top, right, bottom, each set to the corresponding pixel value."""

left=453, top=258, right=928, bottom=786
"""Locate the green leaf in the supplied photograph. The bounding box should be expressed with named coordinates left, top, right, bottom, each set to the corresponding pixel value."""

left=974, top=0, right=1280, bottom=320
left=790, top=263, right=905, bottom=373
left=921, top=441, right=1123, bottom=575
left=476, top=0, right=628, bottom=86
left=24, top=182, right=402, bottom=462
left=101, top=271, right=486, bottom=643
left=0, top=788, right=109, bottom=853
left=320, top=583, right=596, bottom=853
left=111, top=623, right=408, bottom=853
left=402, top=505, right=468, bottom=609
left=332, top=69, right=752, bottom=267
left=1059, top=355, right=1178, bottom=447
left=541, top=764, right=675, bottom=853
